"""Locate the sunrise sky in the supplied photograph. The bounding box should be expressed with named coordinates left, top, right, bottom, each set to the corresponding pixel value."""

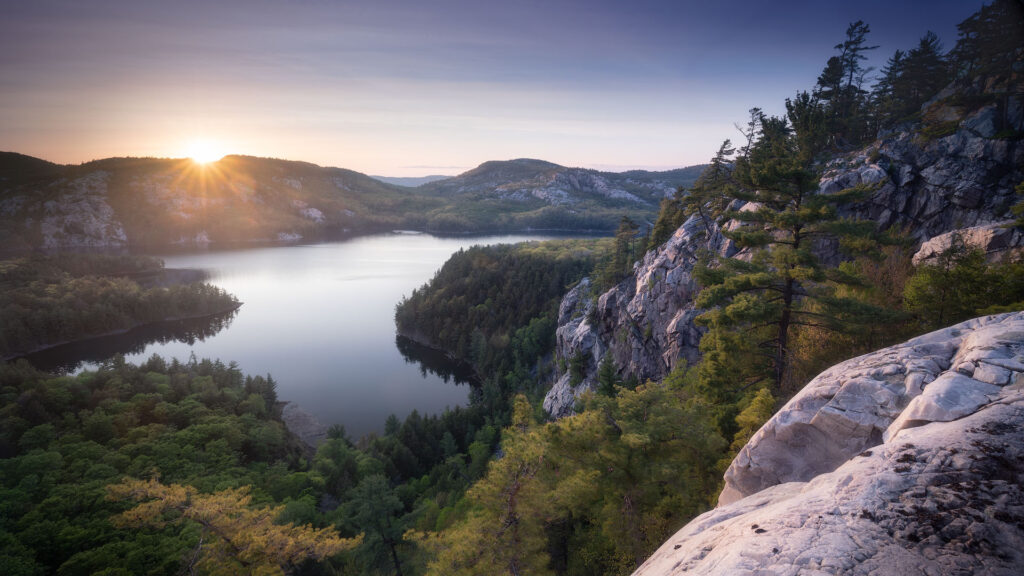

left=1, top=0, right=984, bottom=176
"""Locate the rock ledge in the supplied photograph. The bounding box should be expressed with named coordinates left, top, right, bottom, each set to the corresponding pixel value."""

left=634, top=312, right=1024, bottom=576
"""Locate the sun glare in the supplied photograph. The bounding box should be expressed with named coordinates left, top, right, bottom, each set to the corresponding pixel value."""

left=184, top=140, right=225, bottom=165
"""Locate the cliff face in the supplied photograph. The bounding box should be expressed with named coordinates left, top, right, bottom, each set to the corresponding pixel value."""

left=543, top=215, right=734, bottom=416
left=545, top=82, right=1024, bottom=417
left=633, top=312, right=1024, bottom=576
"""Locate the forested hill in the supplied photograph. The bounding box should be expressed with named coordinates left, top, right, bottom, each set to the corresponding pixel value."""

left=0, top=153, right=704, bottom=250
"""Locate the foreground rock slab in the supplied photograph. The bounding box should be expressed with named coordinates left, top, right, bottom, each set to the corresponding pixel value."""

left=721, top=312, right=1024, bottom=505
left=634, top=312, right=1024, bottom=575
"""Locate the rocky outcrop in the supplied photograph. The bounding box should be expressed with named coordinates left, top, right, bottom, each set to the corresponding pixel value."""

left=634, top=311, right=1024, bottom=576
left=912, top=221, right=1024, bottom=265
left=281, top=403, right=328, bottom=448
left=827, top=83, right=1023, bottom=241
left=38, top=172, right=128, bottom=248
left=543, top=215, right=737, bottom=416
left=549, top=82, right=1024, bottom=417
left=720, top=311, right=1024, bottom=504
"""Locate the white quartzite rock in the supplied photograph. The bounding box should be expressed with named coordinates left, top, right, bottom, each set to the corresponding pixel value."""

left=721, top=312, right=1024, bottom=505
left=912, top=221, right=1024, bottom=265
left=634, top=311, right=1024, bottom=576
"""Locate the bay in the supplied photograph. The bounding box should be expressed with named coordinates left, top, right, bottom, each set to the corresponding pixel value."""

left=22, top=233, right=560, bottom=439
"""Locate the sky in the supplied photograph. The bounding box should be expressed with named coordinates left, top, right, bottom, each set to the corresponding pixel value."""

left=0, top=0, right=986, bottom=176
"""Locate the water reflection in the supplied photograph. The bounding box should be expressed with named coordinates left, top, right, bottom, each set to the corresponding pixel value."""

left=9, top=233, right=567, bottom=438
left=395, top=335, right=477, bottom=386
left=19, top=309, right=238, bottom=374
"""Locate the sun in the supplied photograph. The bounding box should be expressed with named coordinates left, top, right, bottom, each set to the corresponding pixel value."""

left=183, top=139, right=226, bottom=165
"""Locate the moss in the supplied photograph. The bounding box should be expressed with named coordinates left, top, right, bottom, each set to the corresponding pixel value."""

left=918, top=120, right=960, bottom=142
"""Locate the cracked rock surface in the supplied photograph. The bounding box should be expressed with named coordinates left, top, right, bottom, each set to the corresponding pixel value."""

left=633, top=312, right=1024, bottom=576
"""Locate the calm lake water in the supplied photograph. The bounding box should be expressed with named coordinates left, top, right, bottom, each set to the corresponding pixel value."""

left=23, top=233, right=559, bottom=438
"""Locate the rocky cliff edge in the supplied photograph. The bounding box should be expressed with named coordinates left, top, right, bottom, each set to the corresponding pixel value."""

left=633, top=311, right=1024, bottom=576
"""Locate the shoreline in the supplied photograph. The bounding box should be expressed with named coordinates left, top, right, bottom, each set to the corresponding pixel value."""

left=0, top=226, right=611, bottom=257
left=394, top=327, right=483, bottom=384
left=3, top=302, right=243, bottom=364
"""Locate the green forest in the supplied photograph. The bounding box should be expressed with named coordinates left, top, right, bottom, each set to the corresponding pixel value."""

left=0, top=254, right=239, bottom=360
left=2, top=1, right=1024, bottom=575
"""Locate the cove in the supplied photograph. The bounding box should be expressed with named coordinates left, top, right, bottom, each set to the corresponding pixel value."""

left=22, top=233, right=560, bottom=439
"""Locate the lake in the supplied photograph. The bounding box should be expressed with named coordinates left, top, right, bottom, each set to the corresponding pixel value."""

left=21, top=233, right=560, bottom=439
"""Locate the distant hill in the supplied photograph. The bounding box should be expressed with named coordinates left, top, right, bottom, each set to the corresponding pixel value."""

left=0, top=152, right=706, bottom=249
left=416, top=158, right=706, bottom=230
left=370, top=174, right=451, bottom=187
left=421, top=158, right=702, bottom=205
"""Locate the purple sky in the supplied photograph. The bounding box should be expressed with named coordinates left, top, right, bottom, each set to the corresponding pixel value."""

left=0, top=0, right=985, bottom=175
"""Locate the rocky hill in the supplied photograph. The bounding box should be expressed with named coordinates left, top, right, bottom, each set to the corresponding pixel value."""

left=633, top=311, right=1024, bottom=575
left=0, top=154, right=704, bottom=249
left=544, top=77, right=1024, bottom=417
left=420, top=158, right=702, bottom=207
left=415, top=158, right=704, bottom=232
left=0, top=154, right=431, bottom=249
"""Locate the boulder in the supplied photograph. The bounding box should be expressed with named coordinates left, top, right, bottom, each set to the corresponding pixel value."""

left=912, top=221, right=1024, bottom=265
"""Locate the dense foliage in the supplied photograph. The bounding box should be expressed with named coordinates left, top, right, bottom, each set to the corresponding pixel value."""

left=419, top=378, right=725, bottom=576
left=0, top=356, right=313, bottom=575
left=0, top=254, right=238, bottom=359
left=395, top=239, right=607, bottom=378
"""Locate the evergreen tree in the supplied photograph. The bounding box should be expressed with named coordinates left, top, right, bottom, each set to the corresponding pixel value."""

left=695, top=114, right=885, bottom=396
left=107, top=478, right=357, bottom=575
left=596, top=353, right=621, bottom=397
left=815, top=21, right=878, bottom=147
left=949, top=0, right=1024, bottom=80
left=599, top=217, right=641, bottom=287
left=681, top=139, right=736, bottom=239
left=646, top=190, right=687, bottom=250
left=902, top=233, right=1024, bottom=331
left=648, top=139, right=736, bottom=252
left=423, top=395, right=551, bottom=576
left=345, top=474, right=408, bottom=576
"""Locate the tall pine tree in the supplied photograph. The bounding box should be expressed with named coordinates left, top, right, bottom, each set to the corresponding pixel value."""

left=694, top=114, right=885, bottom=397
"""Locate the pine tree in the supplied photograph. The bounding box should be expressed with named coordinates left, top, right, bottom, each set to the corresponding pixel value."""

left=681, top=139, right=736, bottom=240
left=345, top=474, right=408, bottom=576
left=815, top=21, right=878, bottom=147
left=949, top=0, right=1024, bottom=80
left=107, top=478, right=358, bottom=575
left=596, top=353, right=621, bottom=397
left=599, top=217, right=641, bottom=287
left=423, top=395, right=551, bottom=576
left=647, top=190, right=687, bottom=250
left=695, top=114, right=885, bottom=396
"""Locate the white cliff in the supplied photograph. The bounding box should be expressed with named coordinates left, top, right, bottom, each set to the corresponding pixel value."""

left=634, top=311, right=1024, bottom=576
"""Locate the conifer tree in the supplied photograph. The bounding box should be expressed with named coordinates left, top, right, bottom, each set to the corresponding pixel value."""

left=423, top=395, right=551, bottom=576
left=345, top=474, right=408, bottom=576
left=949, top=0, right=1024, bottom=80
left=107, top=478, right=358, bottom=575
left=694, top=114, right=885, bottom=396
left=815, top=21, right=878, bottom=147
left=681, top=139, right=736, bottom=238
